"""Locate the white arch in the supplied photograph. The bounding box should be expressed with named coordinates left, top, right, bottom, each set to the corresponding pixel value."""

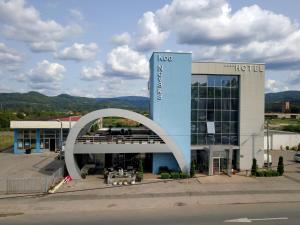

left=65, top=108, right=188, bottom=179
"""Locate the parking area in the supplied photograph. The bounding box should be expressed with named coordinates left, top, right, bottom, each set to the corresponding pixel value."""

left=0, top=149, right=64, bottom=178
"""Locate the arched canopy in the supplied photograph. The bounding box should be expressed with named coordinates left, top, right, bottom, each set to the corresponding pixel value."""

left=65, top=108, right=188, bottom=179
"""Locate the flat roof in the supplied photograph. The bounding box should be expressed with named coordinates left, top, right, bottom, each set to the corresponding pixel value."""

left=10, top=121, right=77, bottom=129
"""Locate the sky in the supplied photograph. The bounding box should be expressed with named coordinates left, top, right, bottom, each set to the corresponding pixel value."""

left=1, top=0, right=300, bottom=98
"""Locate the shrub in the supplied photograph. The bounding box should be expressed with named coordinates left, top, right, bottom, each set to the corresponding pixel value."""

left=179, top=172, right=189, bottom=179
left=136, top=171, right=143, bottom=182
left=291, top=146, right=297, bottom=151
left=160, top=172, right=170, bottom=179
left=277, top=156, right=284, bottom=176
left=298, top=143, right=300, bottom=151
left=190, top=161, right=196, bottom=178
left=251, top=158, right=257, bottom=176
left=286, top=146, right=289, bottom=150
left=158, top=166, right=169, bottom=174
left=256, top=169, right=279, bottom=177
left=170, top=172, right=180, bottom=179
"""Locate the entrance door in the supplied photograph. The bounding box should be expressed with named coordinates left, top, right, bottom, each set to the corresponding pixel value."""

left=213, top=157, right=220, bottom=175
left=50, top=139, right=55, bottom=151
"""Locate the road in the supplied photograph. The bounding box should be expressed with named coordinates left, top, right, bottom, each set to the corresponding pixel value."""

left=0, top=202, right=299, bottom=225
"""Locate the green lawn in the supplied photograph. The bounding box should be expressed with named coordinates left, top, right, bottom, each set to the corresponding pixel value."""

left=0, top=131, right=14, bottom=150
left=268, top=118, right=300, bottom=126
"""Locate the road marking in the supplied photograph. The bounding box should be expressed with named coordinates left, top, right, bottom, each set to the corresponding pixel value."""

left=224, top=217, right=288, bottom=223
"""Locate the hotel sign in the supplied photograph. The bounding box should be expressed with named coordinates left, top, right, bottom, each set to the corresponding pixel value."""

left=157, top=54, right=173, bottom=100
left=224, top=64, right=264, bottom=72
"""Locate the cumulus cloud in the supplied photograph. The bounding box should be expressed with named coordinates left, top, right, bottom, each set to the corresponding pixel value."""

left=30, top=41, right=57, bottom=52
left=134, top=11, right=169, bottom=52
left=80, top=62, right=105, bottom=81
left=0, top=42, right=24, bottom=72
left=106, top=45, right=149, bottom=79
left=265, top=79, right=289, bottom=93
left=69, top=9, right=84, bottom=21
left=0, top=0, right=82, bottom=52
left=27, top=60, right=65, bottom=83
left=111, top=32, right=131, bottom=46
left=55, top=42, right=99, bottom=61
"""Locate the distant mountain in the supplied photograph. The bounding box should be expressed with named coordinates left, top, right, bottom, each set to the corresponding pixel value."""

left=265, top=91, right=300, bottom=113
left=1, top=90, right=300, bottom=114
left=0, top=91, right=149, bottom=113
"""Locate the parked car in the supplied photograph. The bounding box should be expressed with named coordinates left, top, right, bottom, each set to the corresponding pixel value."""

left=294, top=153, right=300, bottom=162
left=264, top=153, right=272, bottom=167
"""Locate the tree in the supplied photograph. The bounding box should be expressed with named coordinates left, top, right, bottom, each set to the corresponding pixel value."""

left=136, top=158, right=143, bottom=182
left=190, top=161, right=196, bottom=177
left=277, top=156, right=284, bottom=176
left=251, top=158, right=257, bottom=176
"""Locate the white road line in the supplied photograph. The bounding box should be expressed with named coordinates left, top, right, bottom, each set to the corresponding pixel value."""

left=224, top=217, right=288, bottom=223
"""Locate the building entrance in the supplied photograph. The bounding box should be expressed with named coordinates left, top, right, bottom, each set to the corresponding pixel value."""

left=212, top=157, right=227, bottom=175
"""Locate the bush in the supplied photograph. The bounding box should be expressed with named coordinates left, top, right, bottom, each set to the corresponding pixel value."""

left=291, top=146, right=297, bottom=151
left=190, top=161, right=196, bottom=178
left=160, top=172, right=170, bottom=179
left=158, top=166, right=169, bottom=174
left=256, top=169, right=279, bottom=177
left=170, top=172, right=180, bottom=179
left=277, top=156, right=284, bottom=176
left=136, top=171, right=143, bottom=182
left=251, top=158, right=257, bottom=176
left=286, top=146, right=289, bottom=150
left=179, top=172, right=189, bottom=179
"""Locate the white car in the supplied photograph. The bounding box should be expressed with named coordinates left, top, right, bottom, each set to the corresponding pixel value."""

left=264, top=153, right=272, bottom=167
left=294, top=153, right=300, bottom=162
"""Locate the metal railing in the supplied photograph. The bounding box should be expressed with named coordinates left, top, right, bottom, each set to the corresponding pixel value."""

left=76, top=135, right=165, bottom=145
left=0, top=167, right=64, bottom=194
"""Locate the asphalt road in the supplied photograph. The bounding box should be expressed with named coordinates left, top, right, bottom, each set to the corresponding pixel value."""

left=0, top=202, right=299, bottom=225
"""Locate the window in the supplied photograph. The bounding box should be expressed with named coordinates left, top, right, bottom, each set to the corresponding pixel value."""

left=191, top=74, right=239, bottom=145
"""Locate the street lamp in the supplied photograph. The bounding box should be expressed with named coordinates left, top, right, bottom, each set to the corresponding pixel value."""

left=266, top=119, right=270, bottom=169
left=56, top=119, right=63, bottom=160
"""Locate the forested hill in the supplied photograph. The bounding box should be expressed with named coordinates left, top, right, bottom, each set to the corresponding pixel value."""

left=265, top=91, right=300, bottom=113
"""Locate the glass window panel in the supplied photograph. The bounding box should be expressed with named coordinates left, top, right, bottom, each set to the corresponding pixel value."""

left=231, top=111, right=239, bottom=122
left=214, top=134, right=221, bottom=144
left=24, top=139, right=30, bottom=148
left=215, top=111, right=221, bottom=121
left=191, top=110, right=197, bottom=121
left=230, top=136, right=238, bottom=145
left=198, top=135, right=206, bottom=145
left=222, top=135, right=230, bottom=144
left=215, top=99, right=221, bottom=109
left=231, top=77, right=238, bottom=88
left=231, top=88, right=239, bottom=98
left=222, top=77, right=231, bottom=87
left=230, top=122, right=238, bottom=133
left=24, top=130, right=29, bottom=139
left=207, top=135, right=215, bottom=144
left=199, top=87, right=207, bottom=98
left=215, top=87, right=221, bottom=98
left=222, top=122, right=230, bottom=133
left=208, top=76, right=215, bottom=86
left=208, top=87, right=214, bottom=98
left=191, top=134, right=197, bottom=145
left=222, top=87, right=230, bottom=98
left=231, top=99, right=239, bottom=110
left=222, top=111, right=230, bottom=121
left=17, top=131, right=23, bottom=139
left=191, top=98, right=198, bottom=109
left=191, top=86, right=198, bottom=98
left=198, top=99, right=207, bottom=109
left=192, top=75, right=207, bottom=86
left=31, top=139, right=36, bottom=149
left=198, top=110, right=207, bottom=121
left=207, top=111, right=214, bottom=121
left=198, top=122, right=207, bottom=133
left=222, top=99, right=230, bottom=110
left=215, top=76, right=222, bottom=86
left=17, top=140, right=23, bottom=149
left=207, top=99, right=214, bottom=110
left=215, top=122, right=221, bottom=133
left=191, top=122, right=197, bottom=133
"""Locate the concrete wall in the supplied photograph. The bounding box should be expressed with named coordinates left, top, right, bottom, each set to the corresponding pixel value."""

left=192, top=62, right=265, bottom=169
left=264, top=133, right=300, bottom=150
left=150, top=52, right=192, bottom=172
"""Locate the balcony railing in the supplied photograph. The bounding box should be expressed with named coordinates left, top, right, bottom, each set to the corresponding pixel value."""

left=76, top=135, right=165, bottom=145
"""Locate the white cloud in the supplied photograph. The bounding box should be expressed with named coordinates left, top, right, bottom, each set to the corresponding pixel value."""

left=27, top=60, right=65, bottom=83
left=69, top=9, right=84, bottom=21
left=265, top=79, right=289, bottom=93
left=135, top=11, right=168, bottom=52
left=30, top=41, right=57, bottom=52
left=111, top=32, right=131, bottom=46
left=56, top=42, right=99, bottom=61
left=80, top=62, right=105, bottom=81
left=0, top=0, right=82, bottom=52
left=0, top=42, right=24, bottom=72
left=106, top=45, right=149, bottom=79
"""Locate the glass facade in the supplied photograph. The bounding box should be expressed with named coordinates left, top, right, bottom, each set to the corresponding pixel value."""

left=191, top=75, right=239, bottom=145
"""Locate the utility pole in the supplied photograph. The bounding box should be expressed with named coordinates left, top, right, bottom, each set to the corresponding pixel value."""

left=266, top=119, right=270, bottom=169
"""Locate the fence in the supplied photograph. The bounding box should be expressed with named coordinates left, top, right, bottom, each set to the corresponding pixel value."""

left=0, top=167, right=64, bottom=194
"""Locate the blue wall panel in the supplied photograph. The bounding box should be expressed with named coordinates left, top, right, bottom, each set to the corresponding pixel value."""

left=152, top=153, right=179, bottom=174
left=149, top=52, right=191, bottom=172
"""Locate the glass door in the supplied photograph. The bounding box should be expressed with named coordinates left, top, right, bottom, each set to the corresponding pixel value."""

left=213, top=157, right=220, bottom=175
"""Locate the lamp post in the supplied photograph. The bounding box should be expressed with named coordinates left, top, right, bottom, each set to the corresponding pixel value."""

left=56, top=119, right=63, bottom=160
left=266, top=119, right=270, bottom=169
